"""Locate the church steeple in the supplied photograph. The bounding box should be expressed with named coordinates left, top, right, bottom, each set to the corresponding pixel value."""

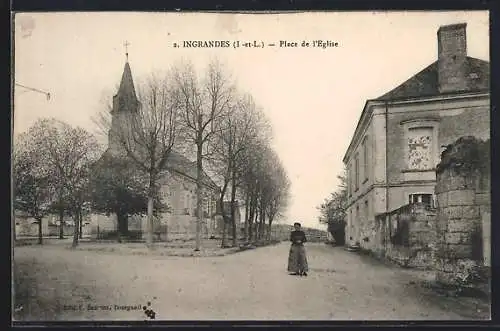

left=112, top=52, right=138, bottom=113
left=108, top=52, right=139, bottom=154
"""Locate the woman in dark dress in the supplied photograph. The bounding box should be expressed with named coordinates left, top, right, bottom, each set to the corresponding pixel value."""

left=287, top=222, right=308, bottom=276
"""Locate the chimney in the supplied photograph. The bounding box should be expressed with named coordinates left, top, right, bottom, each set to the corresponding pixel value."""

left=437, top=23, right=468, bottom=93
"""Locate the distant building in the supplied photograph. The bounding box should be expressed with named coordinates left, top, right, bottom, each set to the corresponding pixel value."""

left=343, top=23, right=489, bottom=249
left=14, top=210, right=49, bottom=237
left=90, top=58, right=220, bottom=240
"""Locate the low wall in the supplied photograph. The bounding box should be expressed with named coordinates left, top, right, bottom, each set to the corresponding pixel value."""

left=48, top=224, right=76, bottom=237
left=376, top=203, right=437, bottom=268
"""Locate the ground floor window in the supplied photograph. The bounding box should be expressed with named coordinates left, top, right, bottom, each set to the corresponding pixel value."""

left=409, top=193, right=434, bottom=208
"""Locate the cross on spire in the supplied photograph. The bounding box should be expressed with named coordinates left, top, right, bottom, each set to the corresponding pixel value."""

left=124, top=41, right=131, bottom=61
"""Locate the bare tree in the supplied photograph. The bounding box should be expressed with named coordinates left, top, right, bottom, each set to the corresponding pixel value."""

left=15, top=119, right=101, bottom=241
left=317, top=167, right=348, bottom=245
left=265, top=153, right=291, bottom=240
left=235, top=122, right=291, bottom=244
left=173, top=59, right=234, bottom=251
left=95, top=72, right=182, bottom=248
left=13, top=137, right=55, bottom=245
left=208, top=93, right=263, bottom=247
left=65, top=160, right=94, bottom=248
left=239, top=137, right=269, bottom=242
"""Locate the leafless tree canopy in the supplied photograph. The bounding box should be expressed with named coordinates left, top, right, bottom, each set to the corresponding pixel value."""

left=13, top=118, right=102, bottom=245
left=118, top=73, right=181, bottom=177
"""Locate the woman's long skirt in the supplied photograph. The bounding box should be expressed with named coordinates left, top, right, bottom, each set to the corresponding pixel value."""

left=287, top=244, right=308, bottom=273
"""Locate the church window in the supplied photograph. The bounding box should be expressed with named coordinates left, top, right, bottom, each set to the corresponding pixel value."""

left=407, top=127, right=433, bottom=170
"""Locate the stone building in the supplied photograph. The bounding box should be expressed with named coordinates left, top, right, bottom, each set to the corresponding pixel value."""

left=90, top=58, right=220, bottom=240
left=342, top=23, right=489, bottom=249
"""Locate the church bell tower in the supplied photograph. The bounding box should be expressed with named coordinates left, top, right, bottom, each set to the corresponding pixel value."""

left=108, top=42, right=139, bottom=154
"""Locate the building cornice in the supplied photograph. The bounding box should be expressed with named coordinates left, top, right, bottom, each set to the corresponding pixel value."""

left=399, top=117, right=441, bottom=126
left=346, top=181, right=437, bottom=209
left=342, top=91, right=490, bottom=163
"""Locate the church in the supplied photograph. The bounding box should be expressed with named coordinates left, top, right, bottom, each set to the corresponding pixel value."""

left=89, top=56, right=221, bottom=241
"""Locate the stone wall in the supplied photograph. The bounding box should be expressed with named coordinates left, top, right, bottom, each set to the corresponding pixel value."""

left=434, top=136, right=490, bottom=285
left=15, top=215, right=50, bottom=237
left=269, top=224, right=328, bottom=243
left=88, top=212, right=214, bottom=241
left=375, top=203, right=437, bottom=268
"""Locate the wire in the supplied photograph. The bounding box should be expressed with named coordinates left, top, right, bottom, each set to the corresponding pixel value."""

left=15, top=83, right=51, bottom=100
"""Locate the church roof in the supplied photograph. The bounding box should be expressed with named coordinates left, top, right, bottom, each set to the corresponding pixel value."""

left=375, top=57, right=489, bottom=101
left=99, top=149, right=219, bottom=191
left=165, top=151, right=219, bottom=190
left=119, top=62, right=137, bottom=97
left=112, top=61, right=138, bottom=112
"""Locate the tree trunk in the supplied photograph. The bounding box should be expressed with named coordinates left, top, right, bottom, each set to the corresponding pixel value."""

left=244, top=193, right=249, bottom=243
left=58, top=205, right=64, bottom=239
left=255, top=209, right=260, bottom=241
left=146, top=193, right=154, bottom=248
left=248, top=191, right=257, bottom=242
left=259, top=201, right=266, bottom=240
left=13, top=213, right=17, bottom=242
left=230, top=172, right=237, bottom=247
left=37, top=217, right=43, bottom=245
left=220, top=196, right=227, bottom=248
left=218, top=176, right=230, bottom=248
left=247, top=194, right=253, bottom=242
left=253, top=201, right=259, bottom=241
left=79, top=210, right=83, bottom=239
left=267, top=218, right=273, bottom=241
left=221, top=217, right=226, bottom=248
left=195, top=135, right=203, bottom=251
left=117, top=210, right=129, bottom=242
left=72, top=213, right=79, bottom=248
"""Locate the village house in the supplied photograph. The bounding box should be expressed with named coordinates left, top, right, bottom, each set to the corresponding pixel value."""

left=342, top=23, right=490, bottom=252
left=89, top=58, right=221, bottom=240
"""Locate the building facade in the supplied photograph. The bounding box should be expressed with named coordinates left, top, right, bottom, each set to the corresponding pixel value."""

left=90, top=59, right=221, bottom=240
left=343, top=23, right=490, bottom=249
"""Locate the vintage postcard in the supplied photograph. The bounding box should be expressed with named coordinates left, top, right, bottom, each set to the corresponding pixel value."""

left=12, top=11, right=491, bottom=322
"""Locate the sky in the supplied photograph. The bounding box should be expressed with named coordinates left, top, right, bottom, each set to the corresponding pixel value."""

left=13, top=11, right=489, bottom=230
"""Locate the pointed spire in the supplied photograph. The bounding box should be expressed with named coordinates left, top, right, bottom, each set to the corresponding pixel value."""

left=118, top=61, right=137, bottom=98
left=112, top=57, right=138, bottom=113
